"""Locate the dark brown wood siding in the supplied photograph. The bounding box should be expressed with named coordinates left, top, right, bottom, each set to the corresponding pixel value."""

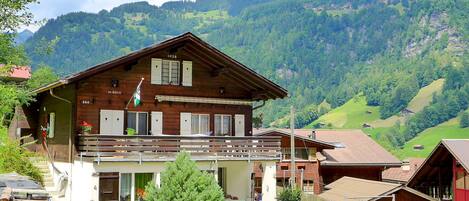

left=76, top=49, right=254, bottom=136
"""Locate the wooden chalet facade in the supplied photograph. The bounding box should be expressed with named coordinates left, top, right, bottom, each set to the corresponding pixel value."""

left=408, top=140, right=469, bottom=201
left=10, top=32, right=287, bottom=201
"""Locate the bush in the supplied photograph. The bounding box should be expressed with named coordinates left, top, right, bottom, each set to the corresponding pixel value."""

left=0, top=127, right=43, bottom=184
left=277, top=187, right=302, bottom=201
left=460, top=112, right=469, bottom=128
left=144, top=152, right=224, bottom=201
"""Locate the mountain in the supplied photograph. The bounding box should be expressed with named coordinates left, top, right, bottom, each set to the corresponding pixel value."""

left=23, top=0, right=469, bottom=155
left=14, top=29, right=33, bottom=44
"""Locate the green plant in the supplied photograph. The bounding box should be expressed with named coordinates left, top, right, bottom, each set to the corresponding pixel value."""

left=460, top=112, right=469, bottom=128
left=80, top=121, right=93, bottom=133
left=277, top=187, right=302, bottom=201
left=144, top=152, right=224, bottom=201
left=126, top=128, right=136, bottom=136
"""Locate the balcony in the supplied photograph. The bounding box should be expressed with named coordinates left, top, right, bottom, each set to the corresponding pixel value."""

left=78, top=134, right=281, bottom=162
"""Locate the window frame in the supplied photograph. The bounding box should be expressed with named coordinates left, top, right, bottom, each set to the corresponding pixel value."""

left=161, top=59, right=180, bottom=85
left=127, top=111, right=148, bottom=135
left=214, top=114, right=232, bottom=136
left=119, top=172, right=156, bottom=201
left=191, top=113, right=210, bottom=135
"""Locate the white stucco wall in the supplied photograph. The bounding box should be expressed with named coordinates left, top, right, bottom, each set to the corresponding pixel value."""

left=218, top=161, right=251, bottom=200
left=71, top=161, right=98, bottom=201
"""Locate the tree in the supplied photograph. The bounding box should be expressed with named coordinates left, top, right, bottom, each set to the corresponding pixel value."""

left=144, top=152, right=224, bottom=201
left=27, top=64, right=59, bottom=89
left=460, top=112, right=469, bottom=128
left=0, top=0, right=38, bottom=32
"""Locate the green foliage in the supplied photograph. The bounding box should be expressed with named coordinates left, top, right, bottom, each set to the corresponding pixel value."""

left=0, top=0, right=38, bottom=32
left=144, top=152, right=224, bottom=201
left=460, top=112, right=469, bottom=128
left=0, top=126, right=43, bottom=184
left=277, top=187, right=302, bottom=201
left=26, top=64, right=59, bottom=89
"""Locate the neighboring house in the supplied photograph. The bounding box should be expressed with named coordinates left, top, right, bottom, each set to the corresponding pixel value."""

left=382, top=158, right=425, bottom=184
left=319, top=176, right=436, bottom=201
left=253, top=129, right=401, bottom=194
left=9, top=32, right=288, bottom=201
left=0, top=65, right=31, bottom=81
left=407, top=139, right=469, bottom=201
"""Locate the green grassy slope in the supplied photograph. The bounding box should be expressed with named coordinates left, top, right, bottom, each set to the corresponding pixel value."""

left=394, top=116, right=469, bottom=158
left=370, top=79, right=445, bottom=128
left=305, top=96, right=380, bottom=129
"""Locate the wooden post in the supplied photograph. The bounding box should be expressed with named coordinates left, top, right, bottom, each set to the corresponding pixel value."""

left=290, top=105, right=296, bottom=188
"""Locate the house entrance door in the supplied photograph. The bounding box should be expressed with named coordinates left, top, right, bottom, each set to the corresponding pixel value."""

left=99, top=172, right=119, bottom=201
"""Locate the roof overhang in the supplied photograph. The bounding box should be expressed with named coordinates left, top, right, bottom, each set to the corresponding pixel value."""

left=254, top=129, right=336, bottom=149
left=155, top=95, right=253, bottom=106
left=30, top=32, right=288, bottom=100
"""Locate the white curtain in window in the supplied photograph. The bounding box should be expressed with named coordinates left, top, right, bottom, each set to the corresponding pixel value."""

left=200, top=115, right=209, bottom=134
left=120, top=173, right=131, bottom=201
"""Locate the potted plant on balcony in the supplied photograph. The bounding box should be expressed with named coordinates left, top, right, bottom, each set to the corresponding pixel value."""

left=80, top=121, right=93, bottom=135
left=126, top=128, right=136, bottom=136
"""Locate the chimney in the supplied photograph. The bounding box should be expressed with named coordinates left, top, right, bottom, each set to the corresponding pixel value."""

left=402, top=159, right=410, bottom=171
left=310, top=130, right=316, bottom=140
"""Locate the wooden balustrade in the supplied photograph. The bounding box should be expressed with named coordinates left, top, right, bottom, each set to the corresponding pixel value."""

left=78, top=134, right=281, bottom=161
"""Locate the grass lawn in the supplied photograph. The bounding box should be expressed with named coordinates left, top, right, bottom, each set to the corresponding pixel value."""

left=306, top=95, right=380, bottom=129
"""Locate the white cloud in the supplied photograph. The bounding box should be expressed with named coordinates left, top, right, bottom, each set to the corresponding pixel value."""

left=21, top=0, right=173, bottom=32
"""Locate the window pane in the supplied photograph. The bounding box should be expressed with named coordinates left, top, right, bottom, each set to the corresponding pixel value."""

left=200, top=115, right=209, bottom=134
left=138, top=113, right=148, bottom=135
left=191, top=115, right=199, bottom=134
left=135, top=173, right=153, bottom=201
left=456, top=171, right=465, bottom=189
left=215, top=115, right=221, bottom=135
left=465, top=173, right=469, bottom=190
left=222, top=116, right=231, bottom=135
left=127, top=113, right=136, bottom=133
left=120, top=173, right=131, bottom=201
left=170, top=61, right=179, bottom=85
left=162, top=60, right=170, bottom=84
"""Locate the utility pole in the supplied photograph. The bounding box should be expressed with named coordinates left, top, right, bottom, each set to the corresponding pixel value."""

left=290, top=105, right=296, bottom=188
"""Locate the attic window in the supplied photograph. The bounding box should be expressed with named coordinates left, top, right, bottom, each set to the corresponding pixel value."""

left=162, top=60, right=180, bottom=85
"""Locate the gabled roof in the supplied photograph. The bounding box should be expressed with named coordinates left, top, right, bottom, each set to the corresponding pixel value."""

left=319, top=176, right=436, bottom=201
left=32, top=32, right=287, bottom=100
left=253, top=128, right=336, bottom=149
left=0, top=65, right=31, bottom=80
left=407, top=139, right=469, bottom=186
left=254, top=129, right=401, bottom=166
left=315, top=130, right=401, bottom=167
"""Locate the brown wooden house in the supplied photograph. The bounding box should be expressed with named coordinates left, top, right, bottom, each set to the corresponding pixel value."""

left=253, top=129, right=401, bottom=195
left=407, top=139, right=469, bottom=201
left=10, top=32, right=287, bottom=201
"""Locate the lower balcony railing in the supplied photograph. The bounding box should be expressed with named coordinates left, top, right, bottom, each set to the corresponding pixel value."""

left=78, top=134, right=281, bottom=161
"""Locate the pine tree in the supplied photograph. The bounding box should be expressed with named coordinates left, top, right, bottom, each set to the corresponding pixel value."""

left=460, top=112, right=469, bottom=128
left=144, top=152, right=224, bottom=201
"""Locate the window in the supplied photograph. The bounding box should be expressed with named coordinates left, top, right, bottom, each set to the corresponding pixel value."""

left=127, top=112, right=148, bottom=135
left=217, top=168, right=227, bottom=194
left=119, top=173, right=154, bottom=201
left=191, top=114, right=209, bottom=134
left=215, top=114, right=231, bottom=136
left=162, top=60, right=179, bottom=85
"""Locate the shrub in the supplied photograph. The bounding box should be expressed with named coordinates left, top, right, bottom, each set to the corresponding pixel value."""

left=460, top=112, right=469, bottom=128
left=277, top=187, right=302, bottom=201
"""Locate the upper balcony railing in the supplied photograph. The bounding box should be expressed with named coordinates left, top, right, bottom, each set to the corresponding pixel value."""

left=78, top=134, right=281, bottom=162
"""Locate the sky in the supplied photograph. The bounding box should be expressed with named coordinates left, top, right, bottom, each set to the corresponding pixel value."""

left=23, top=0, right=174, bottom=32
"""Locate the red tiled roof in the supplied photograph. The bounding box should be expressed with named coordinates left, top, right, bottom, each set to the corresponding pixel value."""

left=0, top=64, right=31, bottom=79
left=382, top=158, right=425, bottom=183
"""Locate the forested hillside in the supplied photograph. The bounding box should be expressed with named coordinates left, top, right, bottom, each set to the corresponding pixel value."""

left=23, top=0, right=469, bottom=154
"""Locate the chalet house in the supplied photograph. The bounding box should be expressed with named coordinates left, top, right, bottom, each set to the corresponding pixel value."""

left=0, top=65, right=31, bottom=81
left=253, top=129, right=401, bottom=194
left=9, top=32, right=288, bottom=201
left=407, top=139, right=469, bottom=201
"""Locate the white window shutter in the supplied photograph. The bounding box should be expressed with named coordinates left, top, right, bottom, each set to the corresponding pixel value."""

left=100, top=110, right=112, bottom=134
left=182, top=61, right=192, bottom=86
left=180, top=112, right=192, bottom=135
left=112, top=110, right=124, bottom=135
left=235, top=114, right=245, bottom=137
left=151, top=58, right=162, bottom=84
left=151, top=111, right=163, bottom=135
